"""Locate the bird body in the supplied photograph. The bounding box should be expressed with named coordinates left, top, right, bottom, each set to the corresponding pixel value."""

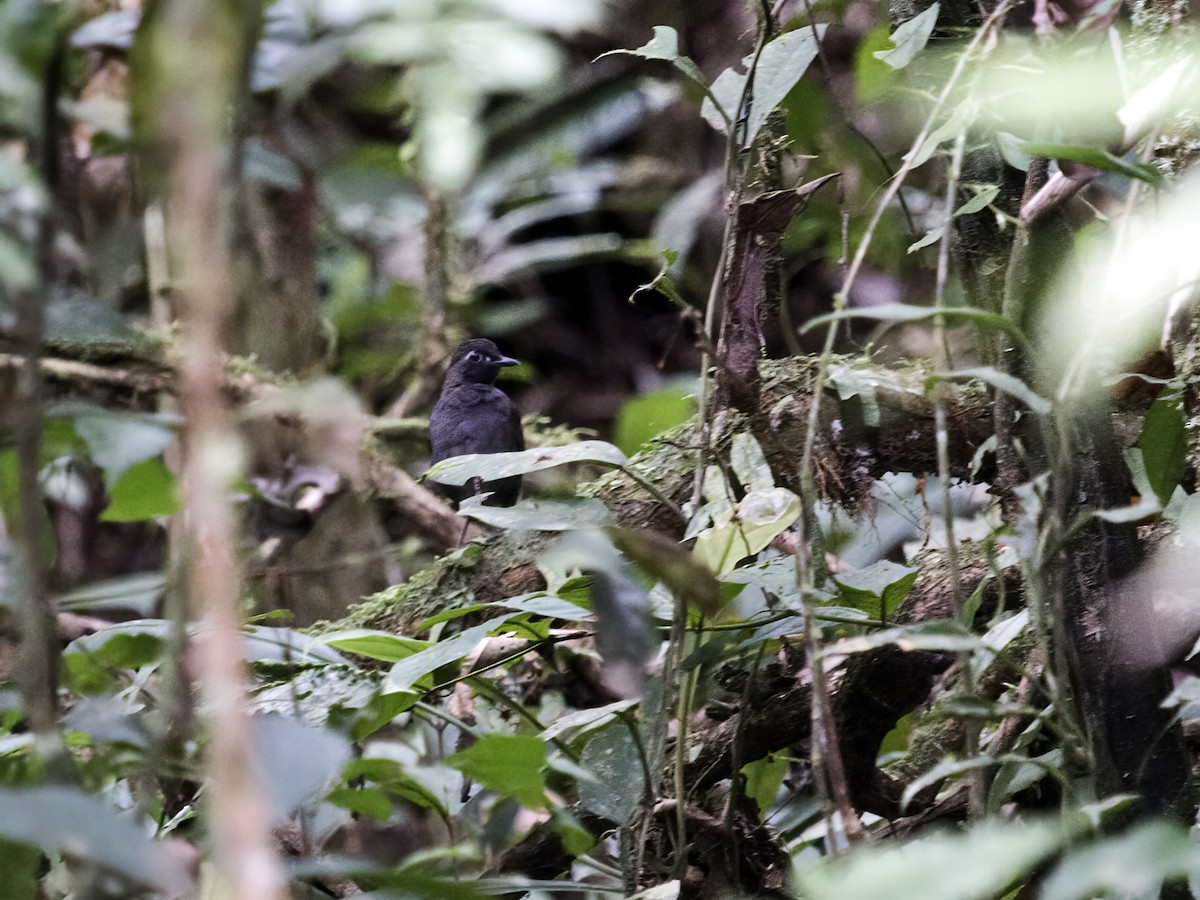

left=430, top=339, right=523, bottom=507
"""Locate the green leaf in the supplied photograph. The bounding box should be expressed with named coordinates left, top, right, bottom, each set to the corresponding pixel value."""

left=598, top=26, right=724, bottom=123
left=798, top=817, right=1072, bottom=900
left=933, top=366, right=1051, bottom=415
left=0, top=837, right=40, bottom=900
left=1020, top=142, right=1164, bottom=186
left=834, top=561, right=918, bottom=620
left=823, top=619, right=981, bottom=656
left=700, top=66, right=746, bottom=131
left=56, top=572, right=165, bottom=616
left=254, top=714, right=353, bottom=822
left=459, top=496, right=613, bottom=531
left=614, top=387, right=697, bottom=456
left=68, top=407, right=176, bottom=486
left=854, top=26, right=898, bottom=102
left=579, top=723, right=645, bottom=823
left=692, top=488, right=801, bottom=575
left=99, top=457, right=179, bottom=521
left=743, top=25, right=827, bottom=147
left=907, top=227, right=944, bottom=253
left=0, top=787, right=190, bottom=894
left=1140, top=387, right=1187, bottom=506
left=425, top=440, right=628, bottom=486
left=322, top=629, right=428, bottom=663
left=742, top=752, right=789, bottom=815
left=326, top=786, right=394, bottom=821
left=1041, top=821, right=1198, bottom=900
left=954, top=184, right=1000, bottom=216
left=803, top=304, right=1030, bottom=355
left=729, top=432, right=774, bottom=493
left=386, top=621, right=498, bottom=693
left=447, top=734, right=548, bottom=810
left=874, top=3, right=939, bottom=70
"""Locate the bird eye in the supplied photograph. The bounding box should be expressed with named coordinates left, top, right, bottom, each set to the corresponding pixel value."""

left=466, top=351, right=481, bottom=362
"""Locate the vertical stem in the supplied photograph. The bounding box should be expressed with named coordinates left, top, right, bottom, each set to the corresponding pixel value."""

left=155, top=1, right=285, bottom=897
left=12, top=38, right=65, bottom=757
left=933, top=131, right=982, bottom=817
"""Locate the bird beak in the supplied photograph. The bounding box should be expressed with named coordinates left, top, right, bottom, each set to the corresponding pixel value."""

left=497, top=355, right=519, bottom=367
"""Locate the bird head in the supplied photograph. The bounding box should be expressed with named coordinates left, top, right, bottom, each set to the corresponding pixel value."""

left=447, top=338, right=519, bottom=385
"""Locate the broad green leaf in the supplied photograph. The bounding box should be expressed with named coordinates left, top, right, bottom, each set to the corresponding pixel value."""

left=447, top=734, right=548, bottom=810
left=798, top=817, right=1071, bottom=900
left=1020, top=142, right=1164, bottom=186
left=68, top=407, right=176, bottom=485
left=425, top=440, right=628, bottom=486
left=610, top=526, right=721, bottom=614
left=833, top=561, right=918, bottom=620
left=599, top=26, right=720, bottom=121
left=540, top=698, right=639, bottom=742
left=326, top=786, right=394, bottom=821
left=1141, top=387, right=1187, bottom=506
left=988, top=749, right=1063, bottom=812
left=254, top=714, right=352, bottom=822
left=323, top=629, right=429, bottom=663
left=854, top=26, right=897, bottom=102
left=386, top=621, right=498, bottom=693
left=579, top=723, right=645, bottom=823
left=614, top=387, right=697, bottom=456
left=100, top=457, right=179, bottom=521
left=1041, top=821, right=1199, bottom=900
left=900, top=754, right=995, bottom=810
left=874, top=3, right=939, bottom=70
left=904, top=103, right=973, bottom=169
left=0, top=787, right=190, bottom=894
left=693, top=488, right=801, bottom=575
left=1118, top=58, right=1192, bottom=147
left=743, top=25, right=827, bottom=146
left=742, top=752, right=789, bottom=815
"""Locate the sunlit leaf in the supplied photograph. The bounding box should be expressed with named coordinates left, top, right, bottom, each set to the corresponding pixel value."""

left=425, top=440, right=628, bottom=486
left=743, top=25, right=827, bottom=146
left=1020, top=142, right=1163, bottom=186
left=873, top=3, right=939, bottom=70
left=323, top=629, right=429, bottom=663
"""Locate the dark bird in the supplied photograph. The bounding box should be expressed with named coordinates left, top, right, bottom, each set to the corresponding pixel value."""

left=430, top=338, right=524, bottom=507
